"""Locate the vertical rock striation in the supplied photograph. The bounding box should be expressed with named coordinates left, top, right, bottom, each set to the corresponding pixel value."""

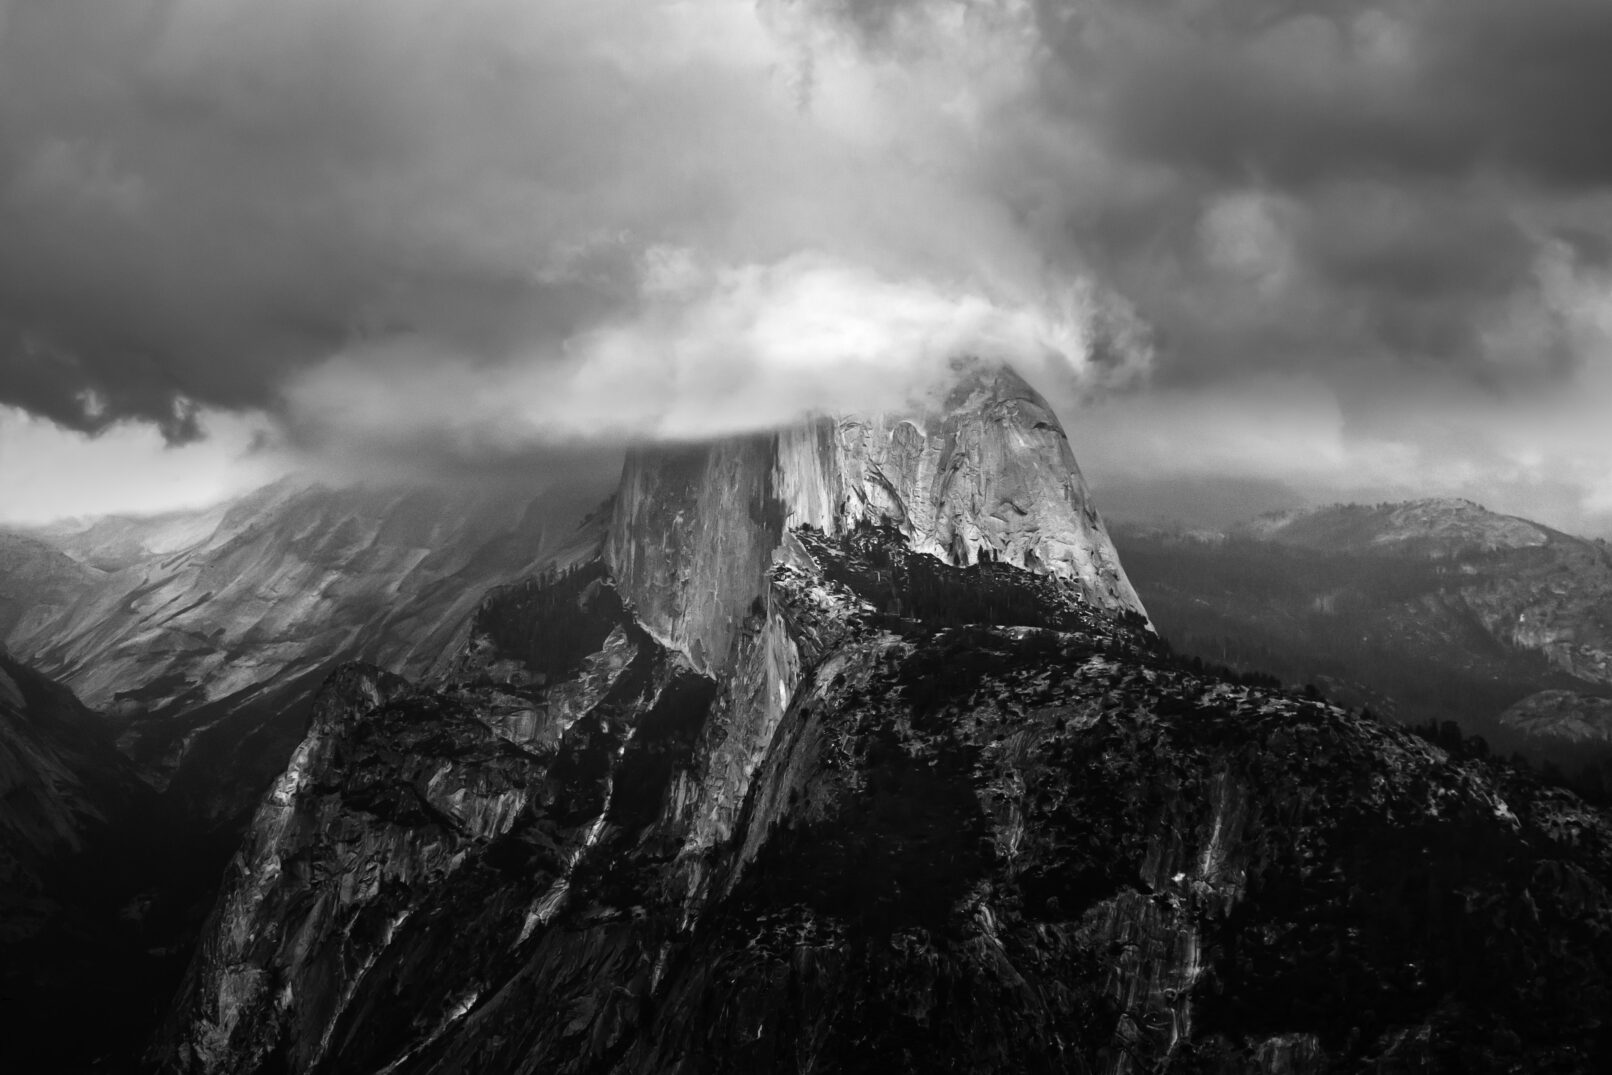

left=607, top=361, right=1143, bottom=676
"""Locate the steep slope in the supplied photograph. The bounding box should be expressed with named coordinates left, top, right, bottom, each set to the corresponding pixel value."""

left=29, top=500, right=237, bottom=573
left=1113, top=502, right=1612, bottom=777
left=0, top=531, right=98, bottom=641
left=1, top=479, right=604, bottom=829
left=154, top=377, right=1612, bottom=1074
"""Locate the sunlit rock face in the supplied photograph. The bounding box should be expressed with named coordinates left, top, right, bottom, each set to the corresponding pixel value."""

left=152, top=365, right=1612, bottom=1075
left=807, top=364, right=1141, bottom=612
left=608, top=436, right=786, bottom=676
left=608, top=361, right=1143, bottom=675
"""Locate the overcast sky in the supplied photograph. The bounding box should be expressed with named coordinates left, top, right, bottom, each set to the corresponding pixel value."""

left=2, top=0, right=1611, bottom=533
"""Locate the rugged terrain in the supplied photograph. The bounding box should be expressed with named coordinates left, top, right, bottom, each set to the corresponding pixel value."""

left=0, top=479, right=601, bottom=830
left=1113, top=501, right=1612, bottom=780
left=149, top=373, right=1612, bottom=1074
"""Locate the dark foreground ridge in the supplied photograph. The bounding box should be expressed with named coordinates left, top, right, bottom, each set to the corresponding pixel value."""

left=152, top=516, right=1612, bottom=1073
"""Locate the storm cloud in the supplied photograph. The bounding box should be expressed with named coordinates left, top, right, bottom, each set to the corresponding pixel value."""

left=1016, top=0, right=1612, bottom=379
left=3, top=0, right=1612, bottom=531
left=0, top=0, right=1145, bottom=456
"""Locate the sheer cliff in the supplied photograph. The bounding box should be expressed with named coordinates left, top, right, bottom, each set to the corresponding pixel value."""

left=151, top=371, right=1612, bottom=1074
left=608, top=363, right=1143, bottom=675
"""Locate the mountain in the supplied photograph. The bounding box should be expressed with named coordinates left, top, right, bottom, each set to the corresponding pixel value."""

left=0, top=479, right=603, bottom=830
left=606, top=363, right=1143, bottom=676
left=1499, top=691, right=1612, bottom=747
left=1236, top=499, right=1557, bottom=559
left=0, top=531, right=98, bottom=641
left=149, top=368, right=1612, bottom=1074
left=1112, top=499, right=1612, bottom=781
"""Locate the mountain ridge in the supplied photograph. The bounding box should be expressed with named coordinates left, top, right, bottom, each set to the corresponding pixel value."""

left=144, top=372, right=1612, bottom=1074
left=1233, top=498, right=1562, bottom=558
left=1112, top=499, right=1612, bottom=769
left=0, top=478, right=605, bottom=830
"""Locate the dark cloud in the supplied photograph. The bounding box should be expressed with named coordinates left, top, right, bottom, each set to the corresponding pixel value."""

left=1, top=0, right=1145, bottom=452
left=3, top=0, right=1612, bottom=540
left=1002, top=0, right=1612, bottom=390
left=1040, top=0, right=1612, bottom=190
left=0, top=0, right=645, bottom=441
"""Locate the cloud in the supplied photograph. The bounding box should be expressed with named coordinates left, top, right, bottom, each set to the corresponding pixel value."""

left=282, top=249, right=1147, bottom=460
left=1046, top=0, right=1612, bottom=190
left=0, top=0, right=1143, bottom=457
left=1013, top=0, right=1612, bottom=382
left=0, top=404, right=286, bottom=524
left=4, top=0, right=1612, bottom=537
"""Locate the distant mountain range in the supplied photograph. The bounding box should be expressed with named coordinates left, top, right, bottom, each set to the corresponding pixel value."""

left=0, top=479, right=602, bottom=832
left=1113, top=498, right=1612, bottom=791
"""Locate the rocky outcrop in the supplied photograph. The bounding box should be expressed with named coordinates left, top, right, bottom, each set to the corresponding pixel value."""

left=810, top=364, right=1141, bottom=610
left=608, top=362, right=1143, bottom=676
left=156, top=471, right=1612, bottom=1072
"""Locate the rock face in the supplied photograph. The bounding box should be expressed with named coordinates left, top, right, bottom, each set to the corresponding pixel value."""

left=153, top=373, right=1612, bottom=1074
left=0, top=480, right=603, bottom=829
left=608, top=363, right=1143, bottom=675
left=826, top=368, right=1141, bottom=608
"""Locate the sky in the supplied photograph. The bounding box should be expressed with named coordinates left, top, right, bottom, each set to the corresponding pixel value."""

left=2, top=0, right=1612, bottom=533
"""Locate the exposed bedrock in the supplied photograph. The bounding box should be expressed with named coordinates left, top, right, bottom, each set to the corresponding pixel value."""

left=151, top=364, right=1612, bottom=1074
left=608, top=362, right=1143, bottom=676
